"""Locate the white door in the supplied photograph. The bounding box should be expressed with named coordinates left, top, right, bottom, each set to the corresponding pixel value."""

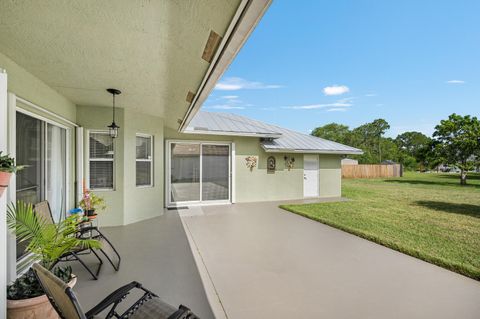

left=304, top=154, right=319, bottom=197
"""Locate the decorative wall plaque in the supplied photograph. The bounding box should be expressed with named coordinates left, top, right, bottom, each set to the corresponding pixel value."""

left=267, top=156, right=276, bottom=173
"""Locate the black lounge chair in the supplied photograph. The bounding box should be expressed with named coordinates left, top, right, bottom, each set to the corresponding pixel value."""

left=34, top=201, right=121, bottom=280
left=33, top=263, right=199, bottom=319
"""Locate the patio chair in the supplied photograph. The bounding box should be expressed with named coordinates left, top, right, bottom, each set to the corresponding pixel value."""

left=33, top=263, right=198, bottom=319
left=34, top=201, right=121, bottom=279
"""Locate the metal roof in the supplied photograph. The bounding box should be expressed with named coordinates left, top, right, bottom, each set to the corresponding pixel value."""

left=186, top=111, right=363, bottom=155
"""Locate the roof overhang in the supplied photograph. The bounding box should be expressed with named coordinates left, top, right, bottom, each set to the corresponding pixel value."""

left=261, top=146, right=364, bottom=155
left=178, top=0, right=272, bottom=131
left=0, top=0, right=272, bottom=129
left=183, top=129, right=282, bottom=138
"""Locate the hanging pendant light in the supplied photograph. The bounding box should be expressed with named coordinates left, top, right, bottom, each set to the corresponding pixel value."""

left=106, top=88, right=121, bottom=138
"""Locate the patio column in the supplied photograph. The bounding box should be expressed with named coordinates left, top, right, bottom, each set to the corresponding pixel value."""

left=0, top=69, right=8, bottom=318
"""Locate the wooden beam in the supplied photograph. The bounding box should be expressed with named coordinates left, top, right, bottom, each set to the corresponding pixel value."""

left=202, top=30, right=223, bottom=63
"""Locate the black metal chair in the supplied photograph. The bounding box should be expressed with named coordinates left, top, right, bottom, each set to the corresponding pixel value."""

left=34, top=201, right=121, bottom=280
left=33, top=263, right=199, bottom=319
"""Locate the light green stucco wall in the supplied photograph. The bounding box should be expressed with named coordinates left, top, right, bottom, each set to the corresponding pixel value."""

left=77, top=106, right=164, bottom=226
left=164, top=128, right=305, bottom=203
left=0, top=52, right=76, bottom=121
left=123, top=109, right=164, bottom=224
left=0, top=51, right=77, bottom=210
left=318, top=154, right=342, bottom=198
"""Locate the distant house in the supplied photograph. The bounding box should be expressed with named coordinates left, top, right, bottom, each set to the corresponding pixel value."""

left=341, top=158, right=358, bottom=165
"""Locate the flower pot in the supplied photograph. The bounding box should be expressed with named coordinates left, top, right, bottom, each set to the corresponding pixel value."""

left=7, top=275, right=77, bottom=319
left=0, top=171, right=12, bottom=197
left=86, top=209, right=96, bottom=217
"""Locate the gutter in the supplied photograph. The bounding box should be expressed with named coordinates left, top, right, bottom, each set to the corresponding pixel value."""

left=178, top=0, right=272, bottom=132
left=183, top=129, right=281, bottom=138
left=261, top=145, right=364, bottom=155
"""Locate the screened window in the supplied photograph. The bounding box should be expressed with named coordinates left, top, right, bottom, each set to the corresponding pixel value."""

left=136, top=134, right=153, bottom=187
left=89, top=132, right=114, bottom=189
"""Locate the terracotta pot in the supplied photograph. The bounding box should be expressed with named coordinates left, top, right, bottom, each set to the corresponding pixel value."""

left=0, top=171, right=12, bottom=197
left=7, top=276, right=77, bottom=319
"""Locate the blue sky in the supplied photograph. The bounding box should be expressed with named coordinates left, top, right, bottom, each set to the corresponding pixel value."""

left=203, top=1, right=480, bottom=138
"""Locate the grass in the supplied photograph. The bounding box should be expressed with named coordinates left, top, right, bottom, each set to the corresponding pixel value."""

left=280, top=172, right=480, bottom=280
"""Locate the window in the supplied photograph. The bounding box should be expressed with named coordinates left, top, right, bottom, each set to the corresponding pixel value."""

left=136, top=134, right=153, bottom=187
left=89, top=132, right=114, bottom=189
left=16, top=111, right=67, bottom=259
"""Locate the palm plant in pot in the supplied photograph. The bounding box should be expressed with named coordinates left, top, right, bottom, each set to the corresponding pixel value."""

left=0, top=152, right=23, bottom=197
left=6, top=201, right=101, bottom=319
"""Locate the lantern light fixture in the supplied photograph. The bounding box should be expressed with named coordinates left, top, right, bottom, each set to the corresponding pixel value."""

left=106, top=88, right=121, bottom=138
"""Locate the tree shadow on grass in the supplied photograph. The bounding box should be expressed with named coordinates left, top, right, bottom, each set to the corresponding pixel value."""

left=414, top=200, right=480, bottom=218
left=384, top=179, right=480, bottom=189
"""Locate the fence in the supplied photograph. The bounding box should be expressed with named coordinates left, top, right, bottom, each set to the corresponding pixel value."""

left=342, top=164, right=403, bottom=178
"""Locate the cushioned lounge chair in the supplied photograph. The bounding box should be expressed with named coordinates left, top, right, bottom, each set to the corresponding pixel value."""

left=33, top=263, right=198, bottom=319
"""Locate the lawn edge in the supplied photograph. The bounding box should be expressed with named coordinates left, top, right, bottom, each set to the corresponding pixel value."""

left=279, top=204, right=480, bottom=281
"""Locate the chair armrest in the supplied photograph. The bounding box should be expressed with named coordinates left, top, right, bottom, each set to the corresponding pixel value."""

left=85, top=281, right=141, bottom=318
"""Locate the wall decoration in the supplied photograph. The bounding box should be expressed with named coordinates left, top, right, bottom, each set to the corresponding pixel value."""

left=267, top=156, right=276, bottom=173
left=284, top=156, right=295, bottom=171
left=245, top=156, right=257, bottom=171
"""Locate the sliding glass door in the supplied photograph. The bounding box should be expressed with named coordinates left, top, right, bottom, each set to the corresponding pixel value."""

left=16, top=111, right=68, bottom=258
left=169, top=142, right=230, bottom=206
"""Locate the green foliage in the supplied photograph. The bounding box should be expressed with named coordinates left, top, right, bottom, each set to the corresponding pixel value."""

left=7, top=201, right=101, bottom=270
left=433, top=113, right=480, bottom=184
left=311, top=123, right=350, bottom=144
left=79, top=190, right=106, bottom=213
left=7, top=266, right=73, bottom=300
left=0, top=151, right=24, bottom=173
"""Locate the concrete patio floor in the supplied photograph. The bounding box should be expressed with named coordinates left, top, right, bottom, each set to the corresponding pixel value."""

left=71, top=212, right=214, bottom=318
left=180, top=200, right=480, bottom=319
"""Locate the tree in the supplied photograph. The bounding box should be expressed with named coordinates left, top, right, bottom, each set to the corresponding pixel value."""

left=311, top=123, right=350, bottom=144
left=350, top=119, right=390, bottom=163
left=395, top=131, right=431, bottom=158
left=433, top=113, right=480, bottom=185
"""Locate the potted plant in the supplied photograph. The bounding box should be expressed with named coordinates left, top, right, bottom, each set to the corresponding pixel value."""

left=6, top=201, right=100, bottom=319
left=79, top=189, right=106, bottom=217
left=0, top=152, right=23, bottom=197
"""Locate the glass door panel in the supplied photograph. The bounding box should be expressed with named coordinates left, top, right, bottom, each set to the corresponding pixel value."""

left=46, top=124, right=67, bottom=222
left=170, top=143, right=200, bottom=202
left=202, top=145, right=229, bottom=201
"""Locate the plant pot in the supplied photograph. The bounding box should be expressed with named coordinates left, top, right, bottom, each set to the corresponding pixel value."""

left=86, top=209, right=96, bottom=217
left=0, top=171, right=12, bottom=197
left=7, top=275, right=77, bottom=319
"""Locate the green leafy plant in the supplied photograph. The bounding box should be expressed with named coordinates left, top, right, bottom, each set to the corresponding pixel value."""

left=7, top=266, right=73, bottom=300
left=7, top=201, right=101, bottom=270
left=79, top=190, right=106, bottom=213
left=0, top=151, right=24, bottom=173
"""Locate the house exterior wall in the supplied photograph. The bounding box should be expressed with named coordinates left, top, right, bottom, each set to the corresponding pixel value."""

left=1, top=52, right=78, bottom=282
left=123, top=109, right=164, bottom=224
left=77, top=105, right=165, bottom=226
left=165, top=128, right=304, bottom=203
left=319, top=154, right=342, bottom=198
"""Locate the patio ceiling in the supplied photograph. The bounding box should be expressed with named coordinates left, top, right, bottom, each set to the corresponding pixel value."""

left=0, top=0, right=270, bottom=129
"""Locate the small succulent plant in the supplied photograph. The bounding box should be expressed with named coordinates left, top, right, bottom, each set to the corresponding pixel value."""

left=0, top=152, right=24, bottom=173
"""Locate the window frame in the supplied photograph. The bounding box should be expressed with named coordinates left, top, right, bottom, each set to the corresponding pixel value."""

left=135, top=133, right=154, bottom=188
left=87, top=130, right=115, bottom=191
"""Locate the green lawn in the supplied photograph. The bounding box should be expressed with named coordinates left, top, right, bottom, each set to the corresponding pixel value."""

left=280, top=172, right=480, bottom=280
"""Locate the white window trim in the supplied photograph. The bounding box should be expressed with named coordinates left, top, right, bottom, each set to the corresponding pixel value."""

left=87, top=130, right=115, bottom=191
left=136, top=133, right=154, bottom=188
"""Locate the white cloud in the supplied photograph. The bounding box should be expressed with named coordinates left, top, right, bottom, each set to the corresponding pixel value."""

left=206, top=104, right=245, bottom=110
left=446, top=80, right=465, bottom=84
left=215, top=77, right=283, bottom=91
left=326, top=108, right=348, bottom=112
left=219, top=95, right=239, bottom=99
left=283, top=101, right=352, bottom=110
left=323, top=85, right=349, bottom=96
